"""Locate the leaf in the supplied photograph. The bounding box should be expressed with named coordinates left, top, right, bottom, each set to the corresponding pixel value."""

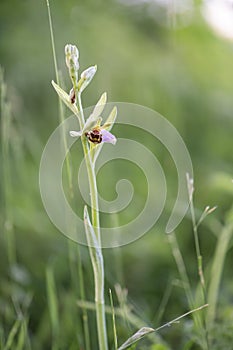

left=118, top=327, right=155, bottom=350
left=51, top=80, right=80, bottom=120
left=84, top=206, right=99, bottom=248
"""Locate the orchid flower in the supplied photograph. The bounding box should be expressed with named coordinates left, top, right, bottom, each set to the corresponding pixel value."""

left=70, top=124, right=116, bottom=145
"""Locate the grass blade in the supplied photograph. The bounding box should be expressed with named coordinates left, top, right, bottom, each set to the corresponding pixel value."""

left=109, top=289, right=118, bottom=350
left=46, top=265, right=59, bottom=350
left=0, top=67, right=16, bottom=265
left=118, top=304, right=208, bottom=350
left=3, top=319, right=21, bottom=350
left=207, top=222, right=233, bottom=327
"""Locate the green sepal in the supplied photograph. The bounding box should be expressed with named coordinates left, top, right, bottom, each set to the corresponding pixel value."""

left=51, top=80, right=81, bottom=123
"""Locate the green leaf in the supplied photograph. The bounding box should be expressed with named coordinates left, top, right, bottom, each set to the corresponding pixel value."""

left=118, top=327, right=155, bottom=350
left=84, top=206, right=101, bottom=253
left=51, top=80, right=80, bottom=121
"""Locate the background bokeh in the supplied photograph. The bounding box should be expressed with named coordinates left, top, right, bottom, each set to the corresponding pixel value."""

left=0, top=0, right=233, bottom=349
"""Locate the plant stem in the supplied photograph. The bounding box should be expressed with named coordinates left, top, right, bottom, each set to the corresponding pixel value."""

left=46, top=4, right=91, bottom=346
left=189, top=197, right=209, bottom=350
left=77, top=93, right=108, bottom=350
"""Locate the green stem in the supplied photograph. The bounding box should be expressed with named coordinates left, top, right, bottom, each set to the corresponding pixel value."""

left=46, top=4, right=91, bottom=345
left=77, top=92, right=108, bottom=350
left=190, top=198, right=209, bottom=350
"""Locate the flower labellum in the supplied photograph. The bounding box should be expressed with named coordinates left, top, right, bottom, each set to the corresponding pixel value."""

left=70, top=127, right=116, bottom=145
left=85, top=128, right=102, bottom=144
left=85, top=128, right=116, bottom=145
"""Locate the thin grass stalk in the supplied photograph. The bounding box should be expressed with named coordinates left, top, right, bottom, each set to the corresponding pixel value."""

left=46, top=2, right=91, bottom=348
left=77, top=300, right=162, bottom=344
left=46, top=265, right=59, bottom=350
left=77, top=92, right=108, bottom=350
left=167, top=232, right=205, bottom=340
left=168, top=233, right=194, bottom=307
left=0, top=68, right=16, bottom=266
left=46, top=0, right=72, bottom=190
left=111, top=214, right=124, bottom=287
left=3, top=319, right=21, bottom=350
left=206, top=222, right=233, bottom=329
left=109, top=289, right=118, bottom=350
left=190, top=200, right=206, bottom=295
left=16, top=316, right=31, bottom=350
left=187, top=175, right=209, bottom=350
left=155, top=279, right=173, bottom=325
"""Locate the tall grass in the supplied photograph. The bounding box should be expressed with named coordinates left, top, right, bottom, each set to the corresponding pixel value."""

left=168, top=174, right=233, bottom=349
left=0, top=67, right=16, bottom=266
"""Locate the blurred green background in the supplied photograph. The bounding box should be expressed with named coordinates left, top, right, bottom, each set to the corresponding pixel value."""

left=0, top=0, right=233, bottom=349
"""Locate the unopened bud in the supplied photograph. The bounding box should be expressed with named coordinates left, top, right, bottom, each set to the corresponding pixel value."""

left=81, top=65, right=97, bottom=80
left=65, top=44, right=79, bottom=68
left=65, top=44, right=79, bottom=86
left=69, top=88, right=76, bottom=104
left=78, top=65, right=97, bottom=93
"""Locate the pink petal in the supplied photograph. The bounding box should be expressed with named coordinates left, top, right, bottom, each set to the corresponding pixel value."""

left=101, top=129, right=117, bottom=145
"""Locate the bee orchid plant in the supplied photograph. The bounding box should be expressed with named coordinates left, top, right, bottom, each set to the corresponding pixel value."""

left=52, top=44, right=117, bottom=350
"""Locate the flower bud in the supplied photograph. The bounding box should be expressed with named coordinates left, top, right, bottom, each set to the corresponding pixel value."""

left=81, top=65, right=97, bottom=80
left=65, top=44, right=79, bottom=87
left=65, top=44, right=79, bottom=69
left=69, top=87, right=76, bottom=104
left=78, top=65, right=97, bottom=93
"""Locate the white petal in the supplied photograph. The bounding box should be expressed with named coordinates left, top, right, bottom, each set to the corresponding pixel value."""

left=69, top=130, right=82, bottom=137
